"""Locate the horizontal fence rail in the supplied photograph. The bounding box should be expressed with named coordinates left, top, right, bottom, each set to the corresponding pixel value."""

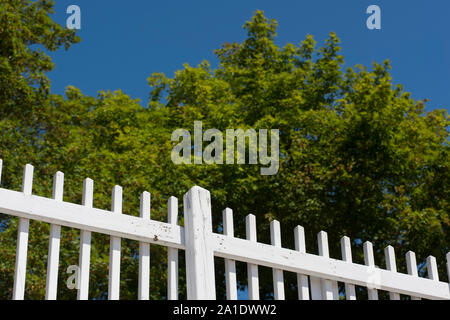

left=0, top=161, right=449, bottom=300
left=0, top=187, right=185, bottom=249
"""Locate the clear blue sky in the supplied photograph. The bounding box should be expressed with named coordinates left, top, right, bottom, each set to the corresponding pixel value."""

left=48, top=0, right=449, bottom=112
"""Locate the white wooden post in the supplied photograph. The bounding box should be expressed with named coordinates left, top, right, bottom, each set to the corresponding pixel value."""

left=45, top=171, right=64, bottom=300
left=138, top=191, right=150, bottom=300
left=108, top=185, right=122, bottom=300
left=294, top=226, right=309, bottom=300
left=223, top=208, right=237, bottom=300
left=183, top=186, right=216, bottom=299
left=167, top=196, right=179, bottom=300
left=384, top=246, right=400, bottom=300
left=426, top=256, right=439, bottom=281
left=270, top=220, right=284, bottom=300
left=406, top=251, right=420, bottom=300
left=0, top=159, right=2, bottom=184
left=246, top=214, right=259, bottom=300
left=340, top=236, right=356, bottom=300
left=77, top=178, right=93, bottom=300
left=363, top=241, right=379, bottom=300
left=13, top=164, right=33, bottom=300
left=318, top=231, right=338, bottom=300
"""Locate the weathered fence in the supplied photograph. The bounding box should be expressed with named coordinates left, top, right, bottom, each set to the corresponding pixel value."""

left=0, top=160, right=449, bottom=300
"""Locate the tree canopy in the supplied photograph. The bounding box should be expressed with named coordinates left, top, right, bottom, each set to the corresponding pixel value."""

left=0, top=3, right=448, bottom=299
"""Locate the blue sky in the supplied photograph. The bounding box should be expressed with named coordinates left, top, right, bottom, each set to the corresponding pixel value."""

left=47, top=0, right=450, bottom=113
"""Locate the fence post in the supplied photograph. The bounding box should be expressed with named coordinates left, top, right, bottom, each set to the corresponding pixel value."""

left=183, top=186, right=216, bottom=300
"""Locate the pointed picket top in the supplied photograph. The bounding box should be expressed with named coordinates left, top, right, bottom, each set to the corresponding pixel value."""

left=363, top=241, right=375, bottom=266
left=426, top=256, right=439, bottom=281
left=223, top=208, right=234, bottom=236
left=406, top=251, right=418, bottom=277
left=270, top=220, right=281, bottom=247
left=318, top=231, right=329, bottom=258
left=384, top=245, right=397, bottom=272
left=246, top=214, right=257, bottom=242
left=82, top=178, right=94, bottom=207
left=52, top=172, right=64, bottom=201
left=294, top=226, right=306, bottom=253
left=111, top=185, right=123, bottom=214
left=340, top=236, right=352, bottom=262
left=22, top=164, right=34, bottom=195
left=168, top=196, right=178, bottom=224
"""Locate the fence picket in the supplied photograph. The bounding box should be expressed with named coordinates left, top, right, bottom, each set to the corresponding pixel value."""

left=108, top=186, right=122, bottom=300
left=406, top=251, right=420, bottom=300
left=223, top=208, right=237, bottom=300
left=77, top=178, right=93, bottom=300
left=270, top=220, right=285, bottom=300
left=294, top=226, right=309, bottom=300
left=384, top=246, right=400, bottom=300
left=426, top=256, right=439, bottom=281
left=363, top=241, right=379, bottom=300
left=45, top=172, right=64, bottom=300
left=138, top=191, right=151, bottom=300
left=0, top=159, right=2, bottom=184
left=340, top=236, right=356, bottom=300
left=318, top=231, right=338, bottom=300
left=246, top=214, right=259, bottom=300
left=167, top=196, right=179, bottom=300
left=13, top=164, right=33, bottom=300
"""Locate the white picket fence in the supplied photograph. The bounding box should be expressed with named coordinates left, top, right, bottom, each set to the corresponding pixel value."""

left=0, top=160, right=449, bottom=300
